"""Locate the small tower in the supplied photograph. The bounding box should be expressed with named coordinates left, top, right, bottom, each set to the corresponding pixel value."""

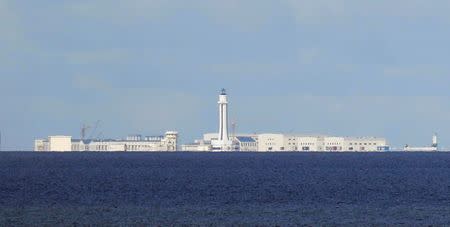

left=432, top=133, right=438, bottom=148
left=218, top=89, right=229, bottom=142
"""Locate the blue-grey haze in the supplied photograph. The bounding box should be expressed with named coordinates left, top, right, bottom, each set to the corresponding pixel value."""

left=1, top=0, right=450, bottom=150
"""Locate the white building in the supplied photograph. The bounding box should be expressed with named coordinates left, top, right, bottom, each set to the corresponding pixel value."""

left=181, top=90, right=391, bottom=152
left=184, top=131, right=389, bottom=152
left=34, top=136, right=72, bottom=152
left=35, top=131, right=178, bottom=152
left=257, top=134, right=286, bottom=152
left=297, top=136, right=325, bottom=151
left=256, top=134, right=388, bottom=152
left=235, top=136, right=258, bottom=152
left=344, top=137, right=389, bottom=152
left=181, top=140, right=212, bottom=152
left=323, top=136, right=345, bottom=152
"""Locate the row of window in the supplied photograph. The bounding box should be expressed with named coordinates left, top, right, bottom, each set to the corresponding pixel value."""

left=349, top=142, right=377, bottom=146
left=241, top=142, right=256, bottom=147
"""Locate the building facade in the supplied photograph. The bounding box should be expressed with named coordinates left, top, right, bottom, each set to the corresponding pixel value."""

left=35, top=131, right=178, bottom=152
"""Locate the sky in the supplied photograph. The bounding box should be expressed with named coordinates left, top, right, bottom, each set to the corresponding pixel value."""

left=1, top=0, right=450, bottom=150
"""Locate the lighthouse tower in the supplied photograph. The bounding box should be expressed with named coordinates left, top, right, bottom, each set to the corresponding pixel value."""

left=212, top=89, right=233, bottom=151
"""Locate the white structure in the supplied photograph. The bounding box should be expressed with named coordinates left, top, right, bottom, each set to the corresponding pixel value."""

left=180, top=90, right=391, bottom=152
left=211, top=89, right=233, bottom=151
left=258, top=134, right=286, bottom=151
left=181, top=140, right=212, bottom=152
left=35, top=131, right=178, bottom=152
left=296, top=136, right=325, bottom=151
left=404, top=133, right=438, bottom=152
left=235, top=136, right=258, bottom=151
left=256, top=134, right=388, bottom=152
left=344, top=137, right=388, bottom=152
left=184, top=132, right=389, bottom=152
left=34, top=136, right=72, bottom=152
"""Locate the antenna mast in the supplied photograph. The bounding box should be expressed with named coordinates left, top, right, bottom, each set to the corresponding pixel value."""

left=232, top=122, right=236, bottom=139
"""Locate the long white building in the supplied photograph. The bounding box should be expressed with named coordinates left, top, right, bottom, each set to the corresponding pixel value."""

left=182, top=132, right=389, bottom=152
left=256, top=134, right=388, bottom=152
left=35, top=131, right=178, bottom=152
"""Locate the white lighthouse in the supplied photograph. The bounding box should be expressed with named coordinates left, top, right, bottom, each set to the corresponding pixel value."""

left=212, top=89, right=233, bottom=151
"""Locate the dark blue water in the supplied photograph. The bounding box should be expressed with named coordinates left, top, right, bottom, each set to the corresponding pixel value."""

left=2, top=152, right=450, bottom=225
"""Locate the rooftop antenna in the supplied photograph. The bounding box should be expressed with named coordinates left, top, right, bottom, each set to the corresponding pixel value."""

left=232, top=122, right=236, bottom=139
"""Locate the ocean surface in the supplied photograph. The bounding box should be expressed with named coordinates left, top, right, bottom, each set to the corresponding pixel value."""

left=2, top=152, right=450, bottom=225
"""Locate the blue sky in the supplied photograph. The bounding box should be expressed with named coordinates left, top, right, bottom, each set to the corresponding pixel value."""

left=1, top=0, right=450, bottom=150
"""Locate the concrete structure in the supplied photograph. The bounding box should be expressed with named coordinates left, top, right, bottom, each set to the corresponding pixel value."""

left=344, top=137, right=389, bottom=152
left=36, top=136, right=72, bottom=152
left=235, top=136, right=258, bottom=152
left=296, top=136, right=325, bottom=151
left=35, top=131, right=178, bottom=152
left=257, top=134, right=286, bottom=152
left=184, top=133, right=257, bottom=152
left=181, top=90, right=391, bottom=152
left=256, top=134, right=388, bottom=152
left=404, top=133, right=438, bottom=152
left=211, top=89, right=233, bottom=151
left=185, top=130, right=389, bottom=152
left=181, top=140, right=212, bottom=152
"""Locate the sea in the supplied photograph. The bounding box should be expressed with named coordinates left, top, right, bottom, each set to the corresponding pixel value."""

left=1, top=152, right=450, bottom=225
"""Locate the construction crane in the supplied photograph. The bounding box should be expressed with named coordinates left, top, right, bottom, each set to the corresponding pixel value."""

left=81, top=120, right=102, bottom=141
left=81, top=124, right=91, bottom=140
left=88, top=120, right=102, bottom=140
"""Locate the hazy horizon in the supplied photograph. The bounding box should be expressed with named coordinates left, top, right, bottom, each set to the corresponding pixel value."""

left=2, top=0, right=450, bottom=150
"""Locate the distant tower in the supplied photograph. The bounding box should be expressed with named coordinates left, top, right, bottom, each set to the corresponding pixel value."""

left=219, top=89, right=229, bottom=141
left=432, top=133, right=438, bottom=148
left=212, top=89, right=233, bottom=151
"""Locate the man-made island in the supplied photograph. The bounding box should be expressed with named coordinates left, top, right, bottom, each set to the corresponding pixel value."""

left=34, top=89, right=438, bottom=152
